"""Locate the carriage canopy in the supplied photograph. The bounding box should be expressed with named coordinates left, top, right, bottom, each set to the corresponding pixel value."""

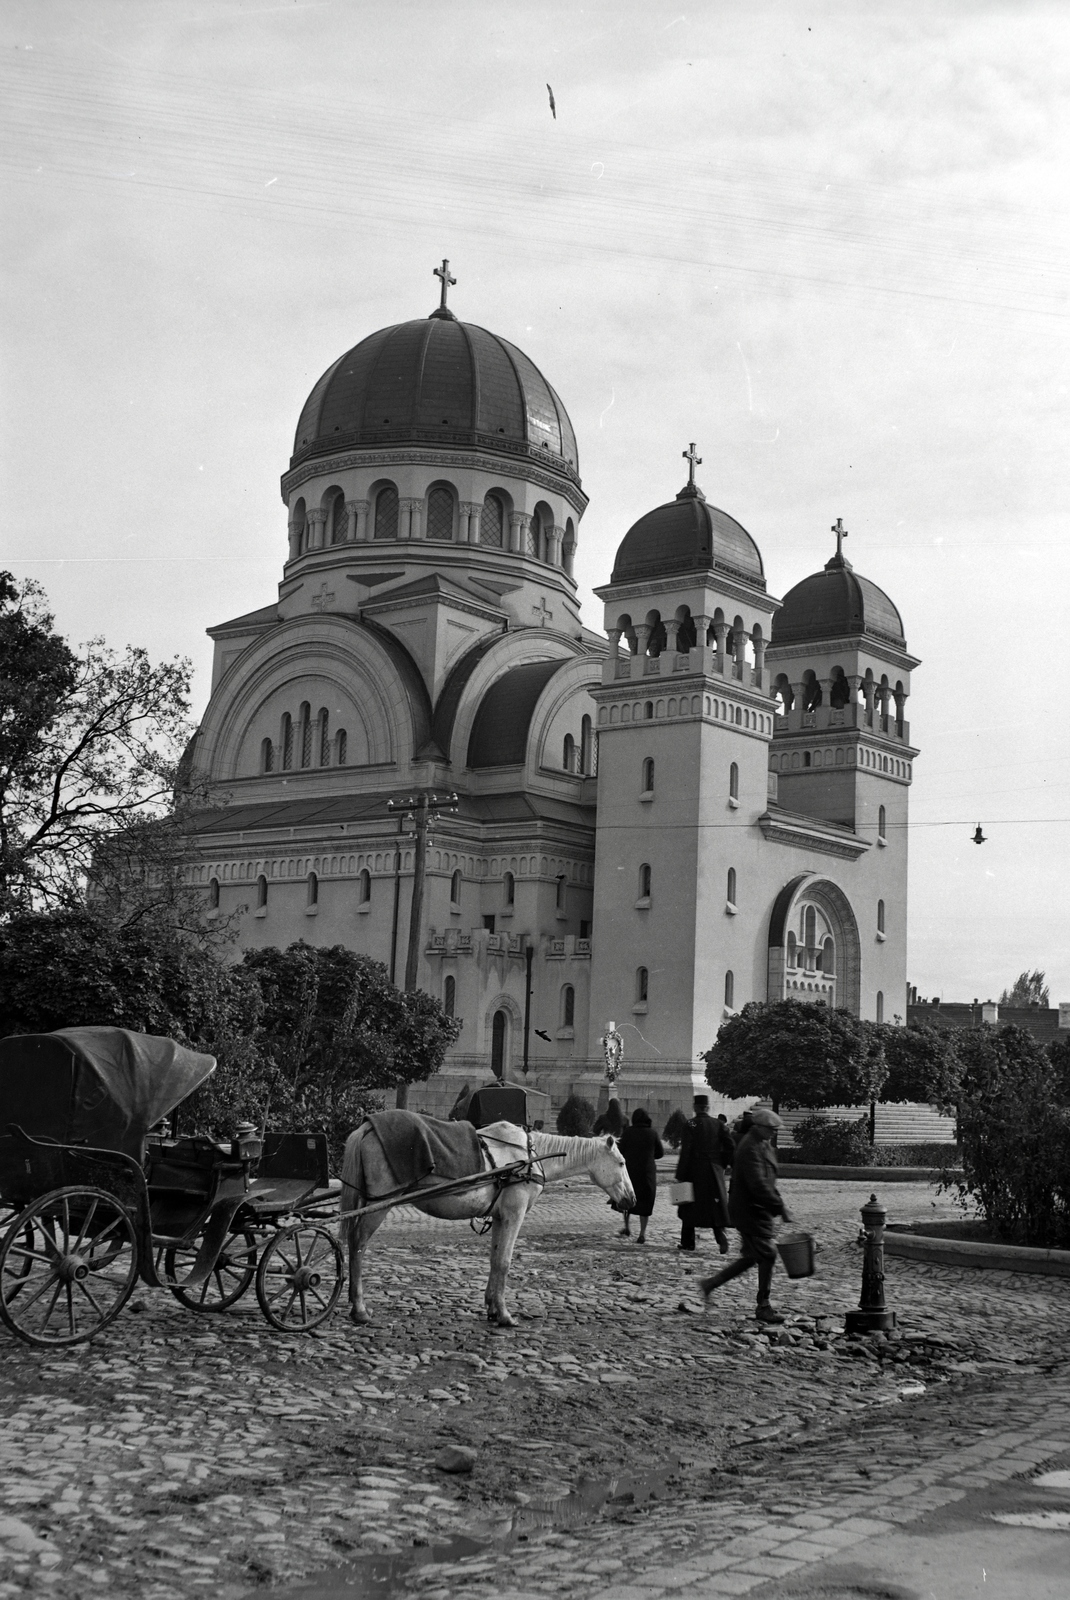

left=0, top=1028, right=216, bottom=1160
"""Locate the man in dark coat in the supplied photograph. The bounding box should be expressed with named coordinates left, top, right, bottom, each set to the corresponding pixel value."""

left=700, top=1107, right=792, bottom=1323
left=675, top=1095, right=734, bottom=1253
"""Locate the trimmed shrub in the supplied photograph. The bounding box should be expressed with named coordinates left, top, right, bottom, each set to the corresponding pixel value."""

left=556, top=1094, right=596, bottom=1137
left=791, top=1115, right=872, bottom=1166
left=663, top=1109, right=691, bottom=1150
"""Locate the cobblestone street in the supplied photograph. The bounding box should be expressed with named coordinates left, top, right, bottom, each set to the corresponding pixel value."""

left=2, top=1175, right=1068, bottom=1599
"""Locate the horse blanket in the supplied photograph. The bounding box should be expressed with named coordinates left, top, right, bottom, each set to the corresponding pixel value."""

left=365, top=1110, right=483, bottom=1191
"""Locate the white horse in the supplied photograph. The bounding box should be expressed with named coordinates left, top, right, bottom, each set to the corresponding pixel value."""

left=340, top=1119, right=635, bottom=1327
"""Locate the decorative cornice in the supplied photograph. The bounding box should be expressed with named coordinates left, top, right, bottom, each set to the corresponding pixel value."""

left=357, top=587, right=504, bottom=627
left=757, top=810, right=871, bottom=860
left=594, top=567, right=779, bottom=614
left=765, top=635, right=921, bottom=673
left=281, top=446, right=588, bottom=518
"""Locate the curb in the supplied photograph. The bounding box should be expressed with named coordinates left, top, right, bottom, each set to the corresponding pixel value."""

left=777, top=1164, right=962, bottom=1183
left=885, top=1230, right=1070, bottom=1277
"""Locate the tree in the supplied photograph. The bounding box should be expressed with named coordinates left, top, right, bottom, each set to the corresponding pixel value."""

left=702, top=999, right=887, bottom=1111
left=879, top=1022, right=962, bottom=1113
left=0, top=572, right=194, bottom=916
left=237, top=943, right=459, bottom=1153
left=999, top=971, right=1050, bottom=1008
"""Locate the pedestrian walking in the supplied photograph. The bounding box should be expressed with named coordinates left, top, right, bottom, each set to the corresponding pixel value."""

left=675, top=1094, right=733, bottom=1253
left=700, top=1107, right=793, bottom=1323
left=617, top=1108, right=664, bottom=1243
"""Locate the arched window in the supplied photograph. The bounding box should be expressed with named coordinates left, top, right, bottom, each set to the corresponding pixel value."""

left=821, top=936, right=835, bottom=975
left=208, top=876, right=220, bottom=910
left=878, top=805, right=887, bottom=841
left=876, top=990, right=885, bottom=1024
left=479, top=493, right=504, bottom=548
left=526, top=508, right=541, bottom=557
left=724, top=970, right=735, bottom=1008
left=729, top=761, right=739, bottom=801
left=491, top=1010, right=507, bottom=1080
left=374, top=485, right=399, bottom=540
left=335, top=729, right=347, bottom=766
left=281, top=714, right=293, bottom=770
left=642, top=757, right=655, bottom=793
left=563, top=517, right=576, bottom=576
left=580, top=715, right=593, bottom=775
left=261, top=738, right=274, bottom=774
left=329, top=492, right=348, bottom=545
left=503, top=871, right=515, bottom=907
left=877, top=899, right=886, bottom=935
left=300, top=703, right=312, bottom=769
left=830, top=670, right=851, bottom=709
left=451, top=869, right=462, bottom=906
left=643, top=701, right=654, bottom=720
left=359, top=868, right=371, bottom=904
left=638, top=862, right=651, bottom=900
left=555, top=874, right=566, bottom=912
left=562, top=984, right=575, bottom=1028
left=426, top=486, right=454, bottom=541
left=256, top=874, right=268, bottom=909
left=444, top=975, right=456, bottom=1018
left=726, top=867, right=737, bottom=906
left=307, top=872, right=318, bottom=907
left=635, top=966, right=649, bottom=1005
left=318, top=708, right=330, bottom=767
left=786, top=931, right=798, bottom=969
left=292, top=498, right=307, bottom=554
left=563, top=733, right=575, bottom=772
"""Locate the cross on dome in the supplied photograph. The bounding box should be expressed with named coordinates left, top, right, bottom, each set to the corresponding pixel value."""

left=677, top=441, right=706, bottom=502
left=431, top=258, right=457, bottom=320
left=825, top=516, right=854, bottom=572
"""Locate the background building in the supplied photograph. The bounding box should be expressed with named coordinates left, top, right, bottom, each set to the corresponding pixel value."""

left=186, top=280, right=919, bottom=1119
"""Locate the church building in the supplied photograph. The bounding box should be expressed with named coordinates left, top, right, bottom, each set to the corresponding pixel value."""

left=186, top=267, right=919, bottom=1121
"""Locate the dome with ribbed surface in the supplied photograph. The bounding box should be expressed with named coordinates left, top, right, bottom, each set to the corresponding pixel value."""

left=292, top=317, right=579, bottom=482
left=772, top=554, right=905, bottom=647
left=611, top=487, right=765, bottom=588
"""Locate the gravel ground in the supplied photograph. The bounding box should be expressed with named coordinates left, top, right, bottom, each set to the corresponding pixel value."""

left=1, top=1175, right=1067, bottom=1600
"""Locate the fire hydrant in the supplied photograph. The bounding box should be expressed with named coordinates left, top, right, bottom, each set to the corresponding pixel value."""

left=845, top=1193, right=897, bottom=1335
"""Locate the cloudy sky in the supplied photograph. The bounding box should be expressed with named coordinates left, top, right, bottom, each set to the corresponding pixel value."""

left=3, top=0, right=1068, bottom=1007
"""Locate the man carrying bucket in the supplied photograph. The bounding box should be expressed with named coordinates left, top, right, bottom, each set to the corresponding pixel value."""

left=699, top=1107, right=793, bottom=1325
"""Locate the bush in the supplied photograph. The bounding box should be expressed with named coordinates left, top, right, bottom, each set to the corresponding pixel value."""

left=791, top=1115, right=872, bottom=1166
left=870, top=1141, right=962, bottom=1169
left=951, top=1024, right=1070, bottom=1247
left=556, top=1094, right=596, bottom=1137
left=663, top=1109, right=690, bottom=1150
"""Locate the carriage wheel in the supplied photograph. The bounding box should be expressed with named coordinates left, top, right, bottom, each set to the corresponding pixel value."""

left=163, top=1228, right=258, bottom=1312
left=255, top=1224, right=343, bottom=1332
left=0, top=1188, right=138, bottom=1347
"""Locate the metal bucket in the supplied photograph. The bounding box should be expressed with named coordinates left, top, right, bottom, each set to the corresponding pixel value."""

left=777, top=1230, right=816, bottom=1279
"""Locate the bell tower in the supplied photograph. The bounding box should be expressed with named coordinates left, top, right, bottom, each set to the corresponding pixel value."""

left=586, top=450, right=779, bottom=1103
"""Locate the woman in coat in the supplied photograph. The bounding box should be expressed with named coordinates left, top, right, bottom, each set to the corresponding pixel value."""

left=617, top=1107, right=664, bottom=1243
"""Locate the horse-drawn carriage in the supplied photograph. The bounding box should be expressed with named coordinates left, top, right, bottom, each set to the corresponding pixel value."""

left=0, top=1028, right=344, bottom=1347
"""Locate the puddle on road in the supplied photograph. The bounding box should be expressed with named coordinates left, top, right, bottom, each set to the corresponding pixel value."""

left=262, top=1457, right=682, bottom=1598
left=992, top=1508, right=1070, bottom=1529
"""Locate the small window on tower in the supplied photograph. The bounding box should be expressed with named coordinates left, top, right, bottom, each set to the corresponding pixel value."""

left=451, top=870, right=462, bottom=907
left=503, top=871, right=515, bottom=907
left=878, top=804, right=887, bottom=843
left=877, top=899, right=886, bottom=937
left=426, top=486, right=454, bottom=541
left=359, top=869, right=371, bottom=904
left=374, top=485, right=399, bottom=540
left=635, top=966, right=649, bottom=1006
left=726, top=867, right=737, bottom=909
left=724, top=970, right=735, bottom=1008
left=261, top=738, right=274, bottom=774
left=562, top=984, right=575, bottom=1029
left=729, top=761, right=739, bottom=803
left=638, top=862, right=651, bottom=901
left=444, top=975, right=456, bottom=1018
left=256, top=875, right=268, bottom=910
left=641, top=757, right=655, bottom=795
left=480, top=493, right=504, bottom=548
left=306, top=872, right=318, bottom=908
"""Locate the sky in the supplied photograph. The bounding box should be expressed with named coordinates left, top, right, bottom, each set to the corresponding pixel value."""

left=2, top=0, right=1068, bottom=1007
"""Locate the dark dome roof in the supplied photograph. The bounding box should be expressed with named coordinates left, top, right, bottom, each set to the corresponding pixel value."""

left=772, top=555, right=905, bottom=648
left=467, top=660, right=567, bottom=769
left=292, top=316, right=579, bottom=482
left=611, top=487, right=765, bottom=588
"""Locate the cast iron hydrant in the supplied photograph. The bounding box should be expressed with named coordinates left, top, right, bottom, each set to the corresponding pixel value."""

left=845, top=1192, right=897, bottom=1334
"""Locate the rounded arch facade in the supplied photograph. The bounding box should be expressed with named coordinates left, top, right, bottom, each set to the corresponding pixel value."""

left=766, top=875, right=862, bottom=1016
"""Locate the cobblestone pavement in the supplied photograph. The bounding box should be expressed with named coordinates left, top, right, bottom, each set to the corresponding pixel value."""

left=1, top=1176, right=1068, bottom=1600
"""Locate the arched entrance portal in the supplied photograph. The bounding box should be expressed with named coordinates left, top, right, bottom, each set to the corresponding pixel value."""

left=767, top=875, right=862, bottom=1015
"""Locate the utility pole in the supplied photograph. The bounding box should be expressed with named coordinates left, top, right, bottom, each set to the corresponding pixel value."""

left=386, top=790, right=458, bottom=1108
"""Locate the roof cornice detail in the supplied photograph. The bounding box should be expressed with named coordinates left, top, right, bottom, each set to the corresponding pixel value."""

left=280, top=445, right=588, bottom=516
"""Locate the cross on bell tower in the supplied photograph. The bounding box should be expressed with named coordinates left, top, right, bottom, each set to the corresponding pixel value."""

left=431, top=258, right=457, bottom=320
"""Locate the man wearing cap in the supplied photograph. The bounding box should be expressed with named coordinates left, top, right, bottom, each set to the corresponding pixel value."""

left=674, top=1094, right=733, bottom=1254
left=700, top=1107, right=792, bottom=1324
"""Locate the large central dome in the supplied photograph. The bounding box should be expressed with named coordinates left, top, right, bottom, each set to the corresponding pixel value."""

left=291, top=316, right=579, bottom=482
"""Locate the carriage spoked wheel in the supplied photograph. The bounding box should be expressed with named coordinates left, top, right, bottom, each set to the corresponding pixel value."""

left=254, top=1224, right=343, bottom=1332
left=161, top=1228, right=258, bottom=1312
left=0, top=1187, right=138, bottom=1347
